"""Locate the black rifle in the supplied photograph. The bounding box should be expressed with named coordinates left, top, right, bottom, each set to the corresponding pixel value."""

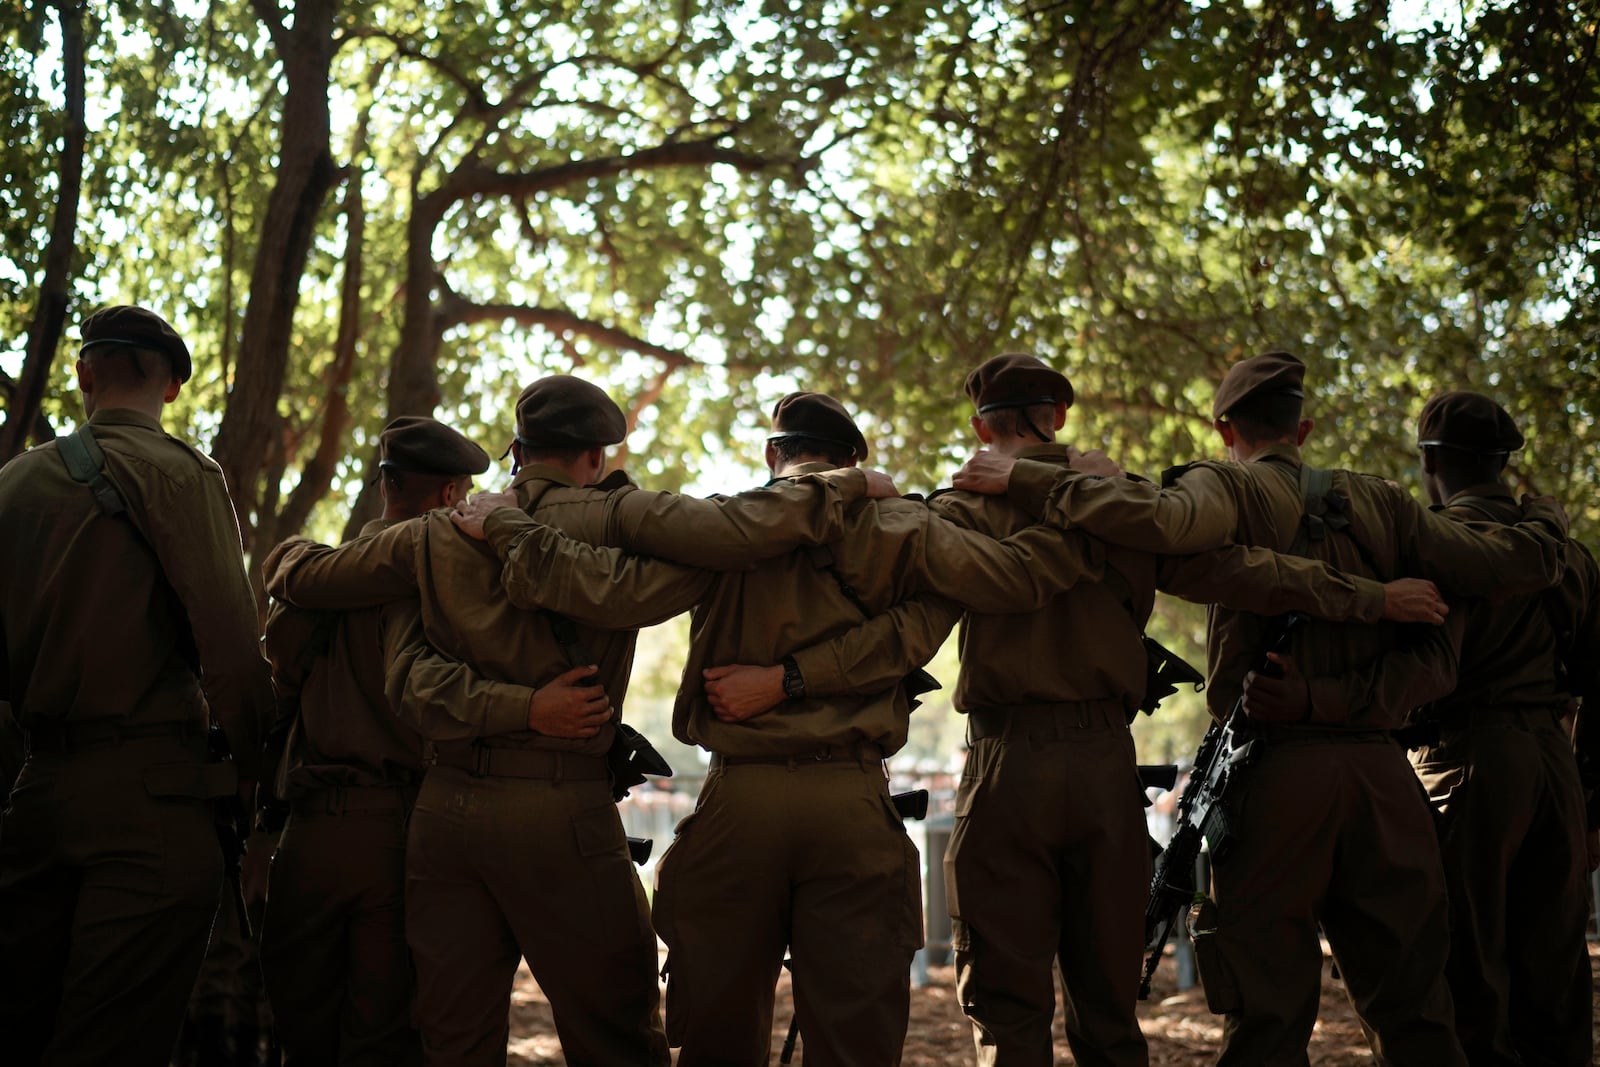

left=779, top=788, right=928, bottom=1065
left=208, top=723, right=254, bottom=940
left=1138, top=614, right=1302, bottom=1000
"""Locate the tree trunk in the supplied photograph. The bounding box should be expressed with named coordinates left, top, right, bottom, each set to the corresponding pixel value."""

left=210, top=0, right=341, bottom=545
left=340, top=198, right=447, bottom=540
left=0, top=0, right=86, bottom=461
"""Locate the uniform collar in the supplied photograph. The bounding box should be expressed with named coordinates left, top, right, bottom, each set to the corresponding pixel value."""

left=768, top=460, right=837, bottom=484
left=1446, top=482, right=1515, bottom=506
left=359, top=517, right=406, bottom=538
left=87, top=408, right=163, bottom=433
left=1014, top=442, right=1073, bottom=465
left=1246, top=441, right=1303, bottom=467
left=510, top=463, right=579, bottom=492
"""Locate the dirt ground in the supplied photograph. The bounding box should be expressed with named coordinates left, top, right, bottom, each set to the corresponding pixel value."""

left=505, top=944, right=1600, bottom=1064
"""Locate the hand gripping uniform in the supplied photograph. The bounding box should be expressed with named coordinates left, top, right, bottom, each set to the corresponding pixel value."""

left=1003, top=443, right=1566, bottom=1067
left=0, top=408, right=274, bottom=1066
left=267, top=462, right=873, bottom=1067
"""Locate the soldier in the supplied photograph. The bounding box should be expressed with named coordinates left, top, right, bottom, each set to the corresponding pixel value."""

left=952, top=352, right=1570, bottom=1066
left=0, top=306, right=275, bottom=1066
left=451, top=387, right=1446, bottom=1067
left=265, top=376, right=899, bottom=1067
left=697, top=357, right=1452, bottom=1067
left=1403, top=391, right=1598, bottom=1066
left=258, top=415, right=536, bottom=1066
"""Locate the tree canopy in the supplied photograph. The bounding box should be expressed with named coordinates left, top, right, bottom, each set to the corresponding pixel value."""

left=3, top=0, right=1596, bottom=755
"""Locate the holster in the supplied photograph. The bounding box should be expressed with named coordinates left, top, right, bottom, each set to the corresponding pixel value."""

left=606, top=723, right=674, bottom=801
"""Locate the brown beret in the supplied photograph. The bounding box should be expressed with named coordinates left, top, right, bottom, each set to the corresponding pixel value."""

left=1212, top=350, right=1306, bottom=420
left=768, top=391, right=869, bottom=462
left=379, top=416, right=491, bottom=476
left=1417, top=391, right=1524, bottom=454
left=79, top=305, right=193, bottom=383
left=964, top=353, right=1073, bottom=413
left=514, top=375, right=628, bottom=448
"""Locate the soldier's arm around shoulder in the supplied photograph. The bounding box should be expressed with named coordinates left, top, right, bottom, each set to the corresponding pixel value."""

left=141, top=448, right=273, bottom=778
left=488, top=512, right=711, bottom=627
left=608, top=467, right=874, bottom=569
left=262, top=519, right=422, bottom=609
left=1000, top=457, right=1239, bottom=555
left=1394, top=479, right=1566, bottom=597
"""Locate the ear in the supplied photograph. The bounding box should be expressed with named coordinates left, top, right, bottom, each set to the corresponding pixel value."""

left=75, top=358, right=92, bottom=392
left=970, top=414, right=994, bottom=445
left=1420, top=447, right=1439, bottom=476
left=1295, top=418, right=1314, bottom=446
left=1213, top=419, right=1235, bottom=448
left=439, top=478, right=465, bottom=508
left=763, top=441, right=779, bottom=472
left=162, top=376, right=182, bottom=404
left=1052, top=402, right=1068, bottom=432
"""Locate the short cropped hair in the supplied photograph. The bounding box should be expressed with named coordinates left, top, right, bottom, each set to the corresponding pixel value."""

left=1222, top=392, right=1303, bottom=444
left=82, top=343, right=175, bottom=389
left=1423, top=444, right=1509, bottom=486
left=979, top=402, right=1058, bottom=441
left=771, top=434, right=854, bottom=469
left=380, top=469, right=469, bottom=513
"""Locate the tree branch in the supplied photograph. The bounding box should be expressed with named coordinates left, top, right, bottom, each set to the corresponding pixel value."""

left=439, top=295, right=697, bottom=368
left=248, top=0, right=288, bottom=55
left=432, top=133, right=789, bottom=208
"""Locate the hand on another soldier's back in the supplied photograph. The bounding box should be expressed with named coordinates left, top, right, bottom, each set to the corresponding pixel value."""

left=529, top=665, right=612, bottom=738
left=951, top=449, right=1017, bottom=495
left=1066, top=445, right=1123, bottom=478
left=451, top=490, right=520, bottom=540
left=1241, top=653, right=1311, bottom=724
left=702, top=664, right=785, bottom=723
left=1381, top=579, right=1449, bottom=624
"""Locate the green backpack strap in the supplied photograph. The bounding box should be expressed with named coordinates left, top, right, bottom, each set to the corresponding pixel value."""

left=56, top=425, right=128, bottom=517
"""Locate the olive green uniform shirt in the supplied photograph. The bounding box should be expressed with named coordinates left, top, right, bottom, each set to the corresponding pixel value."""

left=268, top=465, right=872, bottom=757
left=1008, top=444, right=1566, bottom=726
left=930, top=445, right=1390, bottom=711
left=1422, top=485, right=1600, bottom=719
left=480, top=463, right=1114, bottom=756
left=0, top=408, right=274, bottom=777
left=262, top=519, right=538, bottom=793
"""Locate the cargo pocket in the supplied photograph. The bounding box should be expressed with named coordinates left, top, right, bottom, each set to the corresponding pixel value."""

left=875, top=793, right=926, bottom=952
left=1188, top=896, right=1242, bottom=1014
left=657, top=953, right=688, bottom=1045
left=571, top=802, right=628, bottom=860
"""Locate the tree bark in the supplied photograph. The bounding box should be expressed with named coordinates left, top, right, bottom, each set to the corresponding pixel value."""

left=275, top=158, right=367, bottom=544
left=0, top=0, right=86, bottom=461
left=210, top=0, right=341, bottom=545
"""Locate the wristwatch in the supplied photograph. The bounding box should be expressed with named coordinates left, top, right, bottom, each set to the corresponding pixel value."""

left=781, top=656, right=807, bottom=701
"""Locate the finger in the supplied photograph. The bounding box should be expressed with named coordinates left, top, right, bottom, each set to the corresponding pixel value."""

left=702, top=665, right=737, bottom=681
left=555, top=664, right=601, bottom=685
